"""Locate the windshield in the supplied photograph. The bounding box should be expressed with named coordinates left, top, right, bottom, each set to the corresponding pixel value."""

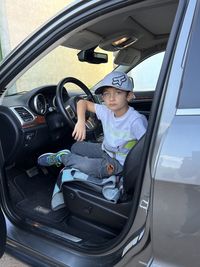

left=5, top=43, right=165, bottom=97
left=6, top=46, right=115, bottom=96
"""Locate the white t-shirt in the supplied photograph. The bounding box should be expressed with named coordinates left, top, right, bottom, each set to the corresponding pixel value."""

left=95, top=104, right=147, bottom=165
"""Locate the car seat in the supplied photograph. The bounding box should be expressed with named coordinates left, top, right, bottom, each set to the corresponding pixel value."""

left=62, top=135, right=145, bottom=231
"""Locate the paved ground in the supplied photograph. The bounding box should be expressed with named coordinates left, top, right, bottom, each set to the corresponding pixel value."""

left=0, top=253, right=29, bottom=267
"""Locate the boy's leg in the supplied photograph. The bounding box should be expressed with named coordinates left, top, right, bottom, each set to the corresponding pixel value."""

left=71, top=141, right=104, bottom=158
left=38, top=142, right=123, bottom=178
left=37, top=142, right=103, bottom=167
left=61, top=152, right=123, bottom=178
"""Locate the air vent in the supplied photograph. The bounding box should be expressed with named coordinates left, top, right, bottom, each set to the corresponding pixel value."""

left=14, top=107, right=34, bottom=122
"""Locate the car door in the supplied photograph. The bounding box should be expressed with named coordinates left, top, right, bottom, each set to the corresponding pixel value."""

left=151, top=0, right=200, bottom=266
left=0, top=135, right=6, bottom=258
left=0, top=208, right=6, bottom=257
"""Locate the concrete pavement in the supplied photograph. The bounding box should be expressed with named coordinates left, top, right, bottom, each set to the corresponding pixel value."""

left=0, top=253, right=29, bottom=267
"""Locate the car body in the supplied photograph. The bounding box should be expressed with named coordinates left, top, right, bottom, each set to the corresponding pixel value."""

left=0, top=0, right=200, bottom=266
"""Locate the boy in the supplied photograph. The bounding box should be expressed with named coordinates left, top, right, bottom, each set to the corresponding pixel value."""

left=38, top=71, right=147, bottom=178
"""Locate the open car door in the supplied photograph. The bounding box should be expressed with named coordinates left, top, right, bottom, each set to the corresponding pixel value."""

left=0, top=140, right=7, bottom=258
left=0, top=208, right=6, bottom=258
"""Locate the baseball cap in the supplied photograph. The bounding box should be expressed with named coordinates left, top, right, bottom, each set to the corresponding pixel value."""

left=94, top=71, right=134, bottom=94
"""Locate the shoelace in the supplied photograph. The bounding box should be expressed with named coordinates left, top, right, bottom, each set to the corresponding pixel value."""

left=48, top=154, right=61, bottom=167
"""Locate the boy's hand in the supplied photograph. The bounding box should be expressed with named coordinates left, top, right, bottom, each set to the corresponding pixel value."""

left=72, top=120, right=86, bottom=141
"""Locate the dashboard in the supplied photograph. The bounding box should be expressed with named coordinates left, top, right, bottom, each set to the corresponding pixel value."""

left=29, top=86, right=69, bottom=116
left=2, top=85, right=75, bottom=127
left=0, top=85, right=82, bottom=165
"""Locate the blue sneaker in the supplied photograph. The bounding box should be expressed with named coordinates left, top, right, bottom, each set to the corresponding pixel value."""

left=37, top=149, right=70, bottom=167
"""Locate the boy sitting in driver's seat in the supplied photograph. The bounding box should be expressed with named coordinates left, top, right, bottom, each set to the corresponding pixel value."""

left=38, top=71, right=147, bottom=178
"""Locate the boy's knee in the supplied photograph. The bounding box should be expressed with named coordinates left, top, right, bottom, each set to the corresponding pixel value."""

left=106, top=164, right=115, bottom=175
left=71, top=141, right=82, bottom=153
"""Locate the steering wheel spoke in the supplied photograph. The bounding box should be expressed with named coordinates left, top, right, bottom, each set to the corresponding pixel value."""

left=65, top=105, right=76, bottom=120
left=85, top=118, right=96, bottom=129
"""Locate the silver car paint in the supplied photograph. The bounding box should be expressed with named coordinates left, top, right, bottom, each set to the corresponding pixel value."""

left=151, top=0, right=199, bottom=266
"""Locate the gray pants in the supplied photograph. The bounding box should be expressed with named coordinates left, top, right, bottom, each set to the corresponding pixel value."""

left=61, top=141, right=123, bottom=178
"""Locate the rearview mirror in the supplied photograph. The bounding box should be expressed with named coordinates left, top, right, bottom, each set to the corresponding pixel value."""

left=78, top=48, right=108, bottom=64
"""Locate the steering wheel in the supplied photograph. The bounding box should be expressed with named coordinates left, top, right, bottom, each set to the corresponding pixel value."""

left=56, top=77, right=98, bottom=133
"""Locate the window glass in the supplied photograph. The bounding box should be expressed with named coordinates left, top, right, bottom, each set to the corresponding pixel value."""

left=6, top=46, right=114, bottom=95
left=128, top=52, right=164, bottom=92
left=178, top=2, right=200, bottom=109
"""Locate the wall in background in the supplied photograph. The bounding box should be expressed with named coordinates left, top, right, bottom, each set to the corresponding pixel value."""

left=0, top=0, right=72, bottom=57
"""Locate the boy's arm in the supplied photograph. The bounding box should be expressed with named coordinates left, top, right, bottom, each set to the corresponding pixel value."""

left=72, top=99, right=95, bottom=141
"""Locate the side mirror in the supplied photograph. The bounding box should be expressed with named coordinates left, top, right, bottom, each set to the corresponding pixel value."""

left=78, top=47, right=108, bottom=64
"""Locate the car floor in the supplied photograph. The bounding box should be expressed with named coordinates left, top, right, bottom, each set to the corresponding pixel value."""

left=6, top=165, right=119, bottom=247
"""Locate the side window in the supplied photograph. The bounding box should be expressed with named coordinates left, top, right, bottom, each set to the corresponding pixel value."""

left=178, top=2, right=200, bottom=109
left=128, top=52, right=164, bottom=92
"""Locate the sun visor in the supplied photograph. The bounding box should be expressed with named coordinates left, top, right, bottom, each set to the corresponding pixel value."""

left=114, top=48, right=141, bottom=66
left=62, top=30, right=102, bottom=50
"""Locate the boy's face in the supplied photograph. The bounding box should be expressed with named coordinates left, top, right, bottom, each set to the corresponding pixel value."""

left=102, top=87, right=134, bottom=116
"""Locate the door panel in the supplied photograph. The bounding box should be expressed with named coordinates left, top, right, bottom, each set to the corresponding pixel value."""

left=0, top=208, right=6, bottom=257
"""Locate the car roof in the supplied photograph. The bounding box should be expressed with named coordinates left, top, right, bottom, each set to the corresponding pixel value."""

left=62, top=0, right=178, bottom=63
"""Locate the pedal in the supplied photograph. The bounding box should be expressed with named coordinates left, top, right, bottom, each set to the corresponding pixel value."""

left=26, top=166, right=39, bottom=177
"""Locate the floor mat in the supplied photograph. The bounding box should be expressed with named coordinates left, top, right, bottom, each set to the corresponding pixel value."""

left=13, top=170, right=56, bottom=198
left=13, top=168, right=67, bottom=224
left=10, top=167, right=116, bottom=244
left=16, top=195, right=67, bottom=223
